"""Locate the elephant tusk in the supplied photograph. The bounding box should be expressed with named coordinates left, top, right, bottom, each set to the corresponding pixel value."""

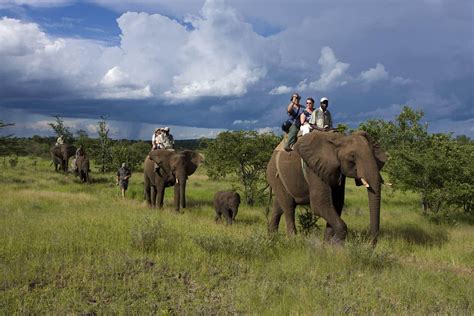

left=360, top=178, right=370, bottom=188
left=383, top=182, right=393, bottom=186
left=176, top=178, right=179, bottom=184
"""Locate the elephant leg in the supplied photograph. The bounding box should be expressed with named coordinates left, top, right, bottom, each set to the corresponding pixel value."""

left=309, top=177, right=347, bottom=244
left=144, top=177, right=152, bottom=207
left=270, top=195, right=296, bottom=235
left=269, top=199, right=284, bottom=233
left=325, top=178, right=346, bottom=242
left=157, top=185, right=165, bottom=209
left=223, top=208, right=233, bottom=225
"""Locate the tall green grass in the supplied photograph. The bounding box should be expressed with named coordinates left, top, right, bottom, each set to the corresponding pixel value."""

left=0, top=157, right=472, bottom=314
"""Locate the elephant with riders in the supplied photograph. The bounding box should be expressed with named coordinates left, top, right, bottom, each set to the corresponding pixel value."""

left=266, top=130, right=386, bottom=245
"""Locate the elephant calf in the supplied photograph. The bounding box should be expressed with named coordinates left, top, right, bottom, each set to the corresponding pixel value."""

left=214, top=191, right=241, bottom=225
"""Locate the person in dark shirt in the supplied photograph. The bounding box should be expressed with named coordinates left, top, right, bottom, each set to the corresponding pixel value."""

left=116, top=162, right=132, bottom=199
left=284, top=93, right=302, bottom=151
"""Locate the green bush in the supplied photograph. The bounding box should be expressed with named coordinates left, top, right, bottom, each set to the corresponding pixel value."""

left=130, top=217, right=162, bottom=253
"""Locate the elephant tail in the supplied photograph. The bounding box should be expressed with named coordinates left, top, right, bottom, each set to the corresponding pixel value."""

left=265, top=186, right=273, bottom=224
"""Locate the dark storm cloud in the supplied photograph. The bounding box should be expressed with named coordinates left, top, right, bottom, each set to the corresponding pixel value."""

left=0, top=0, right=472, bottom=137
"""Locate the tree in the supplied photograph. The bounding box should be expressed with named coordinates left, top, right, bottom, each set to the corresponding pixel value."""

left=359, top=106, right=473, bottom=214
left=96, top=116, right=113, bottom=173
left=203, top=131, right=281, bottom=205
left=48, top=115, right=74, bottom=143
left=0, top=120, right=17, bottom=162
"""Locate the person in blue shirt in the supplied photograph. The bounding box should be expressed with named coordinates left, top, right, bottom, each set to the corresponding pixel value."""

left=284, top=93, right=302, bottom=152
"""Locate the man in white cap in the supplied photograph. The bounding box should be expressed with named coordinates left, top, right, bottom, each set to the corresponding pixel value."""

left=309, top=97, right=333, bottom=130
left=157, top=127, right=175, bottom=151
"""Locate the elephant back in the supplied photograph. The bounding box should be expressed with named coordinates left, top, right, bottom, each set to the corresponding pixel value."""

left=271, top=150, right=309, bottom=202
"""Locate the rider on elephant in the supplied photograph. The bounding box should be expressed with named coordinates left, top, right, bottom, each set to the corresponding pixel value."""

left=284, top=93, right=302, bottom=152
left=157, top=127, right=175, bottom=151
left=55, top=135, right=64, bottom=146
left=152, top=128, right=162, bottom=150
left=300, top=97, right=315, bottom=136
left=309, top=97, right=333, bottom=131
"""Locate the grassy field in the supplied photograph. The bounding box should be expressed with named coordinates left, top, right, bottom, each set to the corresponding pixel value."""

left=0, top=157, right=473, bottom=314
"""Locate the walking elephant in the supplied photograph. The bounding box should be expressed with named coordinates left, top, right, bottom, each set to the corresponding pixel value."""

left=75, top=155, right=90, bottom=183
left=50, top=144, right=77, bottom=172
left=266, top=131, right=386, bottom=245
left=144, top=149, right=203, bottom=211
left=214, top=191, right=241, bottom=225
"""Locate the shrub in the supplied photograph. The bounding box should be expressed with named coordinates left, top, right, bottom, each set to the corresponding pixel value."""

left=9, top=155, right=18, bottom=168
left=297, top=208, right=320, bottom=235
left=130, top=217, right=162, bottom=253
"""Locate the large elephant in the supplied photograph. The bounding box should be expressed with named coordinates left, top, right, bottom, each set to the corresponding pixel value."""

left=50, top=144, right=77, bottom=172
left=144, top=149, right=203, bottom=211
left=75, top=155, right=90, bottom=183
left=266, top=131, right=386, bottom=245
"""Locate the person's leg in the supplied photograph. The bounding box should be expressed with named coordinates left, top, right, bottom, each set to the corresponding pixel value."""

left=285, top=123, right=298, bottom=151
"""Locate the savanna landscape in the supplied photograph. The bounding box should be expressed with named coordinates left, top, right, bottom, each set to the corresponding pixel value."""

left=1, top=155, right=472, bottom=314
left=1, top=1, right=473, bottom=314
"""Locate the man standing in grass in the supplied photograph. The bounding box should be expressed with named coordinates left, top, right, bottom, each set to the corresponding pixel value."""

left=116, top=162, right=132, bottom=199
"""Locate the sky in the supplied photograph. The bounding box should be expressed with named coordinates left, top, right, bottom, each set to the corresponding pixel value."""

left=0, top=0, right=472, bottom=140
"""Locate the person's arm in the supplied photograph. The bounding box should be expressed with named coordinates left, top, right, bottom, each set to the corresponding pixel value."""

left=287, top=102, right=295, bottom=114
left=300, top=112, right=306, bottom=126
left=308, top=110, right=316, bottom=126
left=324, top=111, right=333, bottom=129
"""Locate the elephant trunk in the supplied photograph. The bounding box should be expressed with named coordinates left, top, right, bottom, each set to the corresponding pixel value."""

left=358, top=154, right=382, bottom=246
left=367, top=178, right=381, bottom=246
left=180, top=179, right=186, bottom=209
left=174, top=175, right=187, bottom=212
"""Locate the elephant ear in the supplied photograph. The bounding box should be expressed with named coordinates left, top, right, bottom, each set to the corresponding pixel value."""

left=294, top=132, right=341, bottom=184
left=353, top=131, right=386, bottom=170
left=182, top=150, right=203, bottom=176
left=148, top=150, right=167, bottom=165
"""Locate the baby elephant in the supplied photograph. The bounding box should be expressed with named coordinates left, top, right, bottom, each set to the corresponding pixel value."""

left=214, top=191, right=241, bottom=225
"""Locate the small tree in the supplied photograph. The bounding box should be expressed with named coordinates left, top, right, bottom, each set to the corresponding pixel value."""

left=203, top=131, right=281, bottom=205
left=96, top=116, right=114, bottom=173
left=359, top=106, right=473, bottom=214
left=0, top=121, right=17, bottom=164
left=48, top=115, right=74, bottom=143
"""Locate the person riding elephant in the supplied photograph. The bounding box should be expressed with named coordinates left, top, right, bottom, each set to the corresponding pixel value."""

left=50, top=144, right=77, bottom=172
left=144, top=149, right=202, bottom=212
left=266, top=130, right=386, bottom=245
left=75, top=154, right=90, bottom=183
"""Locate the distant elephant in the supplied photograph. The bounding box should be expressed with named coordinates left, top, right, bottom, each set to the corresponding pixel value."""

left=214, top=191, right=241, bottom=225
left=51, top=155, right=62, bottom=172
left=50, top=144, right=77, bottom=172
left=75, top=155, right=90, bottom=183
left=144, top=149, right=203, bottom=211
left=266, top=131, right=386, bottom=245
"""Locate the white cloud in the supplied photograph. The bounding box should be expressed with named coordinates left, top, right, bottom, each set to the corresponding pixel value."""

left=163, top=1, right=269, bottom=99
left=308, top=47, right=350, bottom=91
left=99, top=66, right=153, bottom=99
left=269, top=85, right=292, bottom=95
left=233, top=120, right=258, bottom=125
left=256, top=127, right=280, bottom=135
left=358, top=63, right=389, bottom=84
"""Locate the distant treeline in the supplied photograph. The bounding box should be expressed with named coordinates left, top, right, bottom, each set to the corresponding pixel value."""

left=1, top=136, right=201, bottom=158
left=0, top=134, right=201, bottom=172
